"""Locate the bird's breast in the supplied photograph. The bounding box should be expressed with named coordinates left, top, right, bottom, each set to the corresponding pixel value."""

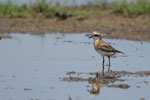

left=94, top=40, right=101, bottom=48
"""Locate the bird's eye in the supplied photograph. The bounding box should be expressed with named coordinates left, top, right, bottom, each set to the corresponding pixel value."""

left=94, top=34, right=98, bottom=37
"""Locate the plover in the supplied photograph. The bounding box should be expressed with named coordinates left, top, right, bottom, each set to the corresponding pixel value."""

left=89, top=31, right=124, bottom=75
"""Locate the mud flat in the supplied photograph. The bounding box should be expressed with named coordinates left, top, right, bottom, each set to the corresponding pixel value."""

left=63, top=71, right=150, bottom=85
left=0, top=8, right=150, bottom=41
left=62, top=70, right=150, bottom=94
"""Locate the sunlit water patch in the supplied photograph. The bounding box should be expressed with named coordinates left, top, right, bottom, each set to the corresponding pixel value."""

left=0, top=33, right=150, bottom=100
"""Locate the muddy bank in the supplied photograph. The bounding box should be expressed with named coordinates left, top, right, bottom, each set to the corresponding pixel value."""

left=0, top=34, right=12, bottom=39
left=0, top=9, right=150, bottom=41
left=65, top=71, right=150, bottom=77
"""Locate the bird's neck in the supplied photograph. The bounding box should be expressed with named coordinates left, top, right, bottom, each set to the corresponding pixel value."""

left=94, top=39, right=101, bottom=47
left=93, top=38, right=101, bottom=42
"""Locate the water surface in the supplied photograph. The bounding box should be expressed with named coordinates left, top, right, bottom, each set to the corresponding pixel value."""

left=0, top=33, right=150, bottom=100
left=0, top=0, right=137, bottom=6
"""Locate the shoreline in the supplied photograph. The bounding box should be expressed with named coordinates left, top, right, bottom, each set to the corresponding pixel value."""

left=0, top=9, right=150, bottom=41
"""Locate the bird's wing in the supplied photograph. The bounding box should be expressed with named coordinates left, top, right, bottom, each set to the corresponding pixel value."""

left=99, top=43, right=116, bottom=52
left=99, top=41, right=123, bottom=53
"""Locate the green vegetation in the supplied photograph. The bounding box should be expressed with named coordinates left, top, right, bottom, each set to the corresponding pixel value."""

left=112, top=0, right=150, bottom=15
left=34, top=0, right=61, bottom=18
left=0, top=0, right=150, bottom=18
left=34, top=0, right=50, bottom=13
left=69, top=10, right=90, bottom=20
left=0, top=1, right=28, bottom=18
left=34, top=0, right=91, bottom=20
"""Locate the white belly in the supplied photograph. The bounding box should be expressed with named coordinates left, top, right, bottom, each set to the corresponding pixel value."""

left=96, top=49, right=115, bottom=56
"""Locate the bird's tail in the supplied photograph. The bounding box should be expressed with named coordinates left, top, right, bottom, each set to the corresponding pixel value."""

left=116, top=50, right=124, bottom=54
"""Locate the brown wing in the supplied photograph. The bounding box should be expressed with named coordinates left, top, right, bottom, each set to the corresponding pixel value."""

left=99, top=41, right=124, bottom=54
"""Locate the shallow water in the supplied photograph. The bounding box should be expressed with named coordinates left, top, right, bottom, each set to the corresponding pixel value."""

left=0, top=33, right=150, bottom=100
left=0, top=0, right=137, bottom=6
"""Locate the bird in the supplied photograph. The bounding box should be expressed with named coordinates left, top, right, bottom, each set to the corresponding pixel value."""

left=89, top=31, right=124, bottom=76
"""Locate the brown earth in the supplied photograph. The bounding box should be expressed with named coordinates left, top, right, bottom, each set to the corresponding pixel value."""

left=0, top=8, right=150, bottom=41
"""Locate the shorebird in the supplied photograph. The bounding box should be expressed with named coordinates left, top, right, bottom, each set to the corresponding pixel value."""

left=89, top=31, right=124, bottom=75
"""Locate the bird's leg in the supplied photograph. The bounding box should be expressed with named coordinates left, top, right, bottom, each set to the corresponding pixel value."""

left=108, top=56, right=111, bottom=72
left=102, top=56, right=105, bottom=76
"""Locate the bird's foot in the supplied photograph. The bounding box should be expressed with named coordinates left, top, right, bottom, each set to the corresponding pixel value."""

left=107, top=69, right=112, bottom=73
left=107, top=68, right=110, bottom=73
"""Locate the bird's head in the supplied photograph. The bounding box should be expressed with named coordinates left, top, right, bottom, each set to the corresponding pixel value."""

left=89, top=82, right=102, bottom=97
left=89, top=31, right=102, bottom=40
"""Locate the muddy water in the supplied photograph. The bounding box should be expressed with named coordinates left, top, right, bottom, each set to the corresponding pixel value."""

left=0, top=33, right=150, bottom=100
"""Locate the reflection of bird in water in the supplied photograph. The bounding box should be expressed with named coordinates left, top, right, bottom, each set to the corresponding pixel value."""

left=88, top=75, right=103, bottom=97
left=89, top=81, right=103, bottom=97
left=89, top=31, right=124, bottom=75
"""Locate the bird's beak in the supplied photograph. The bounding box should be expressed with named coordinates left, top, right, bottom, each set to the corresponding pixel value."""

left=88, top=35, right=93, bottom=38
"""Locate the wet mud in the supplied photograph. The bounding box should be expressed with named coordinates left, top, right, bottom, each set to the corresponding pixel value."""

left=0, top=34, right=12, bottom=39
left=0, top=8, right=150, bottom=41
left=65, top=71, right=150, bottom=78
left=63, top=71, right=150, bottom=89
